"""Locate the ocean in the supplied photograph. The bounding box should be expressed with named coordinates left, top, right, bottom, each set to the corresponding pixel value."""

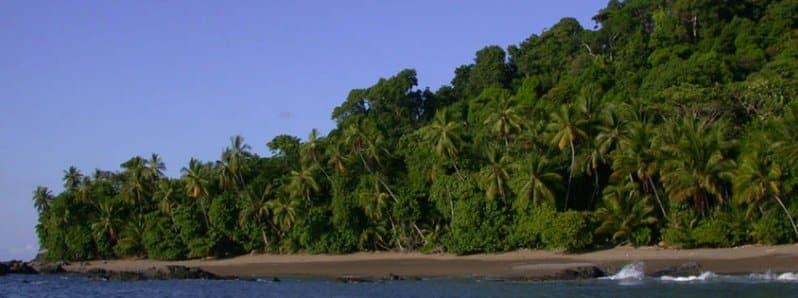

left=2, top=264, right=798, bottom=297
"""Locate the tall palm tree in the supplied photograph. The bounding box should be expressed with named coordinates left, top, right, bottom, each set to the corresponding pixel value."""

left=302, top=129, right=331, bottom=180
left=478, top=147, right=512, bottom=201
left=483, top=96, right=522, bottom=147
left=181, top=158, right=211, bottom=225
left=734, top=154, right=798, bottom=238
left=265, top=197, right=300, bottom=234
left=420, top=110, right=465, bottom=179
left=511, top=155, right=561, bottom=210
left=287, top=165, right=320, bottom=201
left=121, top=156, right=149, bottom=217
left=32, top=186, right=54, bottom=214
left=660, top=119, right=735, bottom=214
left=612, top=121, right=668, bottom=218
left=146, top=153, right=166, bottom=182
left=327, top=143, right=350, bottom=174
left=155, top=179, right=177, bottom=222
left=91, top=200, right=120, bottom=242
left=222, top=135, right=252, bottom=193
left=545, top=104, right=588, bottom=208
left=359, top=176, right=391, bottom=221
left=63, top=166, right=83, bottom=191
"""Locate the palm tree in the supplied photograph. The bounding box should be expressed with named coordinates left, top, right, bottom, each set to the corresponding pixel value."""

left=420, top=110, right=465, bottom=179
left=121, top=156, right=149, bottom=217
left=734, top=153, right=798, bottom=238
left=155, top=179, right=177, bottom=221
left=478, top=147, right=512, bottom=201
left=287, top=165, right=320, bottom=201
left=222, top=135, right=252, bottom=193
left=612, top=121, right=668, bottom=218
left=545, top=104, right=588, bottom=208
left=302, top=129, right=331, bottom=180
left=359, top=178, right=391, bottom=220
left=660, top=119, right=735, bottom=214
left=327, top=143, right=349, bottom=174
left=239, top=184, right=277, bottom=249
left=483, top=96, right=522, bottom=147
left=265, top=197, right=300, bottom=234
left=181, top=158, right=211, bottom=225
left=146, top=153, right=166, bottom=182
left=595, top=182, right=658, bottom=246
left=63, top=166, right=83, bottom=191
left=511, top=155, right=561, bottom=210
left=91, top=200, right=120, bottom=242
left=32, top=186, right=54, bottom=214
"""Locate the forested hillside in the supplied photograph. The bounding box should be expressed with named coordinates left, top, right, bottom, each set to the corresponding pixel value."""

left=34, top=0, right=798, bottom=260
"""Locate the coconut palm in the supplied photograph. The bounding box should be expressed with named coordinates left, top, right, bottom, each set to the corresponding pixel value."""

left=181, top=158, right=211, bottom=225
left=420, top=110, right=465, bottom=179
left=478, top=147, right=513, bottom=201
left=221, top=135, right=252, bottom=192
left=327, top=143, right=350, bottom=174
left=545, top=104, right=588, bottom=208
left=511, top=155, right=561, bottom=210
left=359, top=178, right=391, bottom=220
left=595, top=182, right=658, bottom=245
left=734, top=153, right=798, bottom=238
left=287, top=165, right=320, bottom=201
left=32, top=186, right=54, bottom=214
left=91, top=200, right=120, bottom=242
left=483, top=96, right=522, bottom=147
left=612, top=121, right=668, bottom=218
left=63, top=166, right=83, bottom=191
left=659, top=119, right=735, bottom=214
left=146, top=153, right=166, bottom=182
left=265, top=197, right=300, bottom=233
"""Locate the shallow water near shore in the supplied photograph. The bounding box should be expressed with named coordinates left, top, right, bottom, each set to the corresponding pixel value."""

left=3, top=271, right=798, bottom=298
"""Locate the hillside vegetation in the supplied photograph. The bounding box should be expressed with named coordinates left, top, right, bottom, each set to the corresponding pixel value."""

left=34, top=0, right=798, bottom=260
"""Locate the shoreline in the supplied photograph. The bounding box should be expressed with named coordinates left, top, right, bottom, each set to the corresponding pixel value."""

left=60, top=244, right=798, bottom=279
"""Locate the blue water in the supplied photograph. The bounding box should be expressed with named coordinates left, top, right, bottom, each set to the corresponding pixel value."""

left=3, top=273, right=798, bottom=298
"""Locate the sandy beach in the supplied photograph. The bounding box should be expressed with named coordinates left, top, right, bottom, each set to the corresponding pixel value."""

left=63, top=244, right=798, bottom=279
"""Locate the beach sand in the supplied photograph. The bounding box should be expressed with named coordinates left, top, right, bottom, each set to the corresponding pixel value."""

left=64, top=244, right=798, bottom=279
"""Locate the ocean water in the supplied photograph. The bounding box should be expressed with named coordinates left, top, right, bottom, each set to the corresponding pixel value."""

left=2, top=264, right=798, bottom=298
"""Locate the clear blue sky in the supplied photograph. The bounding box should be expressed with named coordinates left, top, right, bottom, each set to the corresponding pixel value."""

left=0, top=1, right=607, bottom=260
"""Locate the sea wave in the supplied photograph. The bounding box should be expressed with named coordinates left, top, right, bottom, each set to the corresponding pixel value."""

left=748, top=271, right=798, bottom=281
left=602, top=262, right=645, bottom=280
left=660, top=272, right=717, bottom=282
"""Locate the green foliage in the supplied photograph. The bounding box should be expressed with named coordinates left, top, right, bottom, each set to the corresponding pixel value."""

left=446, top=197, right=509, bottom=255
left=33, top=0, right=798, bottom=261
left=541, top=211, right=595, bottom=251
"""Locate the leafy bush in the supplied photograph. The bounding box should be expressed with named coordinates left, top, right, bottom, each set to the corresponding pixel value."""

left=446, top=197, right=509, bottom=254
left=541, top=211, right=595, bottom=251
left=507, top=207, right=556, bottom=249
left=142, top=213, right=186, bottom=260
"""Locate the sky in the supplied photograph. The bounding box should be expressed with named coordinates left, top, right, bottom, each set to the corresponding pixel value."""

left=0, top=0, right=608, bottom=261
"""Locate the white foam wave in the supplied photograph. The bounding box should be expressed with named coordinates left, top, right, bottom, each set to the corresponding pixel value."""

left=749, top=271, right=798, bottom=281
left=603, top=262, right=645, bottom=280
left=660, top=271, right=717, bottom=282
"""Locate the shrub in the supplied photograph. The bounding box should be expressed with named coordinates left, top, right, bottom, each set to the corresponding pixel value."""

left=541, top=211, right=595, bottom=251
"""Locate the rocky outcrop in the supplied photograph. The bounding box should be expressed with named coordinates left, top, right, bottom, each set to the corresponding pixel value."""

left=0, top=260, right=37, bottom=274
left=651, top=262, right=702, bottom=277
left=83, top=265, right=221, bottom=281
left=29, top=261, right=66, bottom=274
left=550, top=266, right=606, bottom=280
left=0, top=262, right=8, bottom=276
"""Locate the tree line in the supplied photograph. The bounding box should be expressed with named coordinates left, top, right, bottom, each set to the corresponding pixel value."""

left=34, top=0, right=798, bottom=260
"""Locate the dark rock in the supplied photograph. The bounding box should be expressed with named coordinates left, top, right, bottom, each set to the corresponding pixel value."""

left=272, top=277, right=281, bottom=282
left=84, top=268, right=146, bottom=281
left=0, top=262, right=8, bottom=276
left=336, top=276, right=373, bottom=283
left=551, top=266, right=606, bottom=280
left=651, top=262, right=702, bottom=278
left=29, top=262, right=65, bottom=274
left=1, top=260, right=37, bottom=274
left=83, top=266, right=220, bottom=281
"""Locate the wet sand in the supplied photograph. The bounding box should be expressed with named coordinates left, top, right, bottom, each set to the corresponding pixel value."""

left=64, top=244, right=798, bottom=279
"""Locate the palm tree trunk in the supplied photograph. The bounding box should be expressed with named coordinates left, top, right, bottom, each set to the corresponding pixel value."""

left=412, top=223, right=427, bottom=244
left=647, top=176, right=668, bottom=218
left=774, top=195, right=798, bottom=238
left=565, top=139, right=575, bottom=209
